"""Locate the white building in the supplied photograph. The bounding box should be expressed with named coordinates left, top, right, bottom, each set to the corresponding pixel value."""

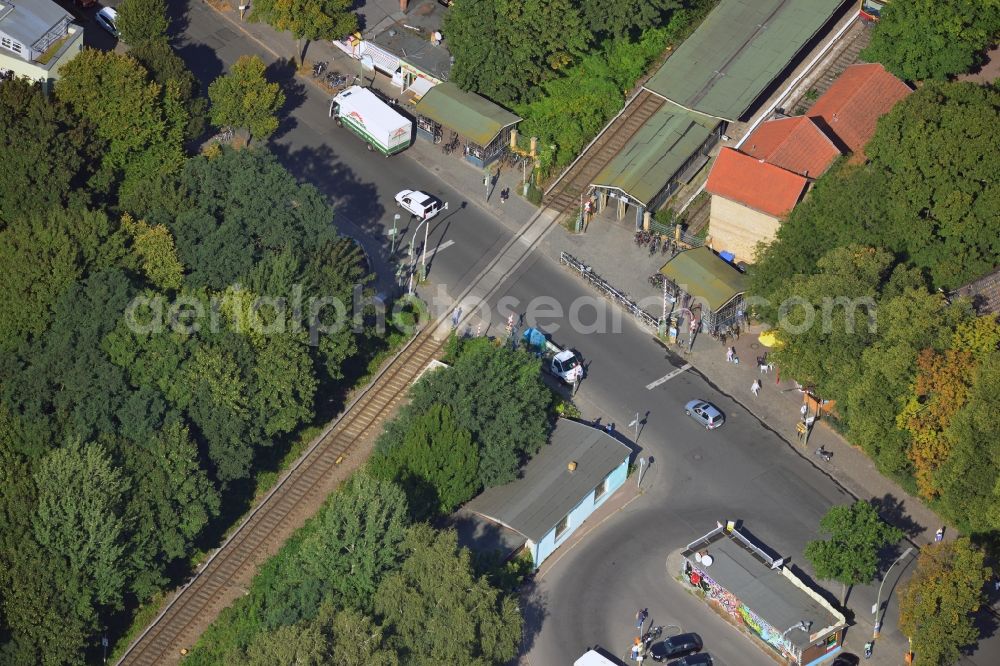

left=0, top=0, right=84, bottom=92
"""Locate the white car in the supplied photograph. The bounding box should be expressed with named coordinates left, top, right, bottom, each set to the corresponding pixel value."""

left=395, top=190, right=442, bottom=220
left=95, top=7, right=119, bottom=37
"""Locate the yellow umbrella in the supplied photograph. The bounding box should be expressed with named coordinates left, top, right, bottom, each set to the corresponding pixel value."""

left=758, top=330, right=784, bottom=348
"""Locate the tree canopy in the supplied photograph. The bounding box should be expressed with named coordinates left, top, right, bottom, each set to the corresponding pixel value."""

left=208, top=55, right=286, bottom=142
left=117, top=0, right=171, bottom=45
left=862, top=0, right=1000, bottom=81
left=249, top=0, right=358, bottom=63
left=804, top=501, right=902, bottom=603
left=899, top=538, right=992, bottom=665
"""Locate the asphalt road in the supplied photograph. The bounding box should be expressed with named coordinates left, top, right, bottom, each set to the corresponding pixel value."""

left=159, top=4, right=998, bottom=665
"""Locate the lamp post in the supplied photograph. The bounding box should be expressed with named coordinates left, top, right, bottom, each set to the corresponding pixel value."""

left=408, top=216, right=431, bottom=294
left=389, top=213, right=400, bottom=256
left=872, top=546, right=914, bottom=639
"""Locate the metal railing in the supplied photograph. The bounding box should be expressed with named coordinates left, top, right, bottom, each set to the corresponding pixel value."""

left=559, top=252, right=660, bottom=330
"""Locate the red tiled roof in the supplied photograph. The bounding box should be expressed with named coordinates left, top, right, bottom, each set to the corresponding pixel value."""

left=741, top=116, right=842, bottom=178
left=807, top=63, right=912, bottom=158
left=706, top=148, right=808, bottom=218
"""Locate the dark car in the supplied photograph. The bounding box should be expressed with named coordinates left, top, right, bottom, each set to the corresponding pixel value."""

left=649, top=632, right=703, bottom=662
left=669, top=654, right=713, bottom=666
left=832, top=655, right=859, bottom=666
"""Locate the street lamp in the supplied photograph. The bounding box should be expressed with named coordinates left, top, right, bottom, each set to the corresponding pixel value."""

left=389, top=213, right=400, bottom=256
left=872, top=546, right=914, bottom=639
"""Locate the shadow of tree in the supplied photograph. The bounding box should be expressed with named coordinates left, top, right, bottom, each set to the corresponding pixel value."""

left=174, top=41, right=225, bottom=98
left=264, top=57, right=307, bottom=141
left=518, top=578, right=549, bottom=659
left=869, top=493, right=922, bottom=539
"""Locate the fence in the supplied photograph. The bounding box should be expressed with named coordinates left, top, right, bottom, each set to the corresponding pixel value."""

left=559, top=252, right=660, bottom=330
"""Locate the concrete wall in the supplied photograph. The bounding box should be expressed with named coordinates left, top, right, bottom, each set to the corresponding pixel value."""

left=533, top=458, right=629, bottom=567
left=0, top=25, right=83, bottom=93
left=707, top=195, right=782, bottom=264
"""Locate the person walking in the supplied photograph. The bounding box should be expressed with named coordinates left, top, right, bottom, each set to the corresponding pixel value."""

left=751, top=379, right=761, bottom=397
left=636, top=608, right=648, bottom=631
left=935, top=527, right=944, bottom=542
left=726, top=347, right=734, bottom=363
left=800, top=404, right=808, bottom=421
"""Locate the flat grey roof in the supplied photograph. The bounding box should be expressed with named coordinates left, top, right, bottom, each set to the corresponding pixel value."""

left=369, top=23, right=452, bottom=82
left=643, top=0, right=844, bottom=121
left=0, top=0, right=68, bottom=47
left=465, top=419, right=631, bottom=542
left=684, top=526, right=845, bottom=651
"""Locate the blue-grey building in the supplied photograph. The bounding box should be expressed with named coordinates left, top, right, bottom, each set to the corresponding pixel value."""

left=463, top=419, right=631, bottom=568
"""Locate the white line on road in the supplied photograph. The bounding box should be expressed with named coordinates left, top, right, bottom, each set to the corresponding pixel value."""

left=646, top=363, right=691, bottom=390
left=423, top=239, right=454, bottom=259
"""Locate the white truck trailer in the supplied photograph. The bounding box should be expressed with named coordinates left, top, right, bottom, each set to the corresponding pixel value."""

left=328, top=86, right=412, bottom=156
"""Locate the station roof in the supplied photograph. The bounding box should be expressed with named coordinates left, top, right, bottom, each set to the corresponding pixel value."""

left=660, top=246, right=748, bottom=311
left=415, top=82, right=521, bottom=147
left=591, top=104, right=719, bottom=206
left=643, top=0, right=844, bottom=121
left=465, top=420, right=630, bottom=543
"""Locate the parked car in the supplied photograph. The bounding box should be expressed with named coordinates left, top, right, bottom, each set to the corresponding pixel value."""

left=684, top=400, right=724, bottom=429
left=668, top=654, right=713, bottom=666
left=95, top=7, right=119, bottom=37
left=395, top=190, right=441, bottom=220
left=649, top=632, right=703, bottom=662
left=831, top=655, right=859, bottom=666
left=75, top=0, right=98, bottom=8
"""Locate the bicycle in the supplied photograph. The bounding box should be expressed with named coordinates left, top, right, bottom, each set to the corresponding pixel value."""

left=312, top=61, right=327, bottom=77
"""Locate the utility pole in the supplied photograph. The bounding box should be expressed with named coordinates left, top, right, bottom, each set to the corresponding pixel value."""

left=389, top=213, right=400, bottom=255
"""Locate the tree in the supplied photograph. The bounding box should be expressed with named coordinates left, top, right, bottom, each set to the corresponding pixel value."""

left=122, top=213, right=185, bottom=290
left=325, top=607, right=399, bottom=666
left=374, top=525, right=522, bottom=666
left=250, top=0, right=358, bottom=64
left=56, top=49, right=188, bottom=212
left=804, top=500, right=903, bottom=604
left=117, top=0, right=170, bottom=45
left=861, top=0, right=1000, bottom=81
left=208, top=55, right=285, bottom=143
left=580, top=0, right=681, bottom=41
left=0, top=207, right=125, bottom=351
left=370, top=403, right=479, bottom=517
left=0, top=78, right=103, bottom=219
left=128, top=37, right=209, bottom=142
left=297, top=472, right=410, bottom=611
left=899, top=537, right=991, bottom=665
left=119, top=420, right=221, bottom=599
left=33, top=439, right=131, bottom=607
left=240, top=621, right=329, bottom=666
left=445, top=0, right=591, bottom=105
left=386, top=336, right=552, bottom=488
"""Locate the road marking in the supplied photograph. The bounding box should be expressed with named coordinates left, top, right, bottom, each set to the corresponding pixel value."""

left=423, top=239, right=454, bottom=259
left=646, top=363, right=691, bottom=390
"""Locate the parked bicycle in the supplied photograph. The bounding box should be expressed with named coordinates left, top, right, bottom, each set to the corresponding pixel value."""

left=312, top=61, right=327, bottom=77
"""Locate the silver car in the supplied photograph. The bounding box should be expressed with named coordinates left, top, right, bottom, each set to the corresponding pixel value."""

left=684, top=400, right=724, bottom=429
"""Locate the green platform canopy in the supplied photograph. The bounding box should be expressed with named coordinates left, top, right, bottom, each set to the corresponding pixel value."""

left=660, top=247, right=748, bottom=311
left=592, top=105, right=718, bottom=206
left=643, top=0, right=843, bottom=121
left=414, top=83, right=521, bottom=147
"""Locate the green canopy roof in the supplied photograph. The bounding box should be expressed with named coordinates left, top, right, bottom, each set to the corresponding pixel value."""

left=414, top=83, right=521, bottom=147
left=644, top=0, right=843, bottom=121
left=660, top=246, right=748, bottom=311
left=592, top=105, right=718, bottom=206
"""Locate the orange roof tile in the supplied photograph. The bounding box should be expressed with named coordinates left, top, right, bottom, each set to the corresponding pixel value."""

left=807, top=63, right=912, bottom=157
left=741, top=116, right=842, bottom=178
left=706, top=148, right=808, bottom=218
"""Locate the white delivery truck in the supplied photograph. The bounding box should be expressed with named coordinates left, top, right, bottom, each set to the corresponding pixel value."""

left=328, top=86, right=412, bottom=156
left=522, top=327, right=584, bottom=385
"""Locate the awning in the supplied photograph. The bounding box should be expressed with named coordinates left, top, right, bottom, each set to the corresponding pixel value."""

left=414, top=82, right=521, bottom=147
left=660, top=246, right=748, bottom=311
left=406, top=75, right=435, bottom=99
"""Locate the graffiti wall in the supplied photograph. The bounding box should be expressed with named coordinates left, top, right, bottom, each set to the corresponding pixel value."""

left=684, top=560, right=796, bottom=660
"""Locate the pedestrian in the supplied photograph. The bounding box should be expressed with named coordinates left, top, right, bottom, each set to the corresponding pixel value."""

left=451, top=307, right=462, bottom=329
left=500, top=188, right=509, bottom=204
left=751, top=379, right=761, bottom=397
left=631, top=639, right=641, bottom=661
left=726, top=347, right=734, bottom=363
left=935, top=527, right=944, bottom=542
left=800, top=404, right=808, bottom=421
left=636, top=608, right=648, bottom=631
left=606, top=422, right=614, bottom=434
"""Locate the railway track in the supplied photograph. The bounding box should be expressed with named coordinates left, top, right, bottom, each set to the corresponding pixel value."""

left=543, top=89, right=665, bottom=215
left=117, top=187, right=565, bottom=666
